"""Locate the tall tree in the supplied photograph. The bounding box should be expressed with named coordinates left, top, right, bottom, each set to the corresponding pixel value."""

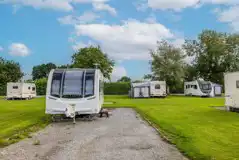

left=72, top=46, right=114, bottom=79
left=117, top=76, right=131, bottom=82
left=184, top=30, right=239, bottom=84
left=143, top=74, right=153, bottom=80
left=32, top=63, right=56, bottom=80
left=0, top=57, right=23, bottom=95
left=150, top=41, right=186, bottom=93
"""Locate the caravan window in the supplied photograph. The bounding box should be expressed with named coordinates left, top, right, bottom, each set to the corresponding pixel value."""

left=28, top=87, right=31, bottom=90
left=32, top=87, right=36, bottom=91
left=237, top=81, right=239, bottom=88
left=155, top=84, right=161, bottom=89
left=194, top=85, right=197, bottom=89
left=13, top=86, right=18, bottom=89
left=62, top=71, right=84, bottom=98
left=84, top=70, right=95, bottom=97
left=51, top=71, right=63, bottom=98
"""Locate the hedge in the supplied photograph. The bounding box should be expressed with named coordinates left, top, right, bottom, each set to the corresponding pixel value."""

left=35, top=78, right=47, bottom=95
left=104, top=82, right=130, bottom=95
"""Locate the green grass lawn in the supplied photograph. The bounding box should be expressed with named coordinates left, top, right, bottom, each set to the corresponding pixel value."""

left=104, top=95, right=239, bottom=160
left=0, top=97, right=50, bottom=147
left=1, top=96, right=239, bottom=159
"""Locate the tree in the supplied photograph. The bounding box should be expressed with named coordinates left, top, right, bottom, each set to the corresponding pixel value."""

left=143, top=74, right=153, bottom=80
left=184, top=30, right=239, bottom=84
left=57, top=64, right=70, bottom=69
left=0, top=57, right=23, bottom=95
left=184, top=64, right=198, bottom=81
left=32, top=63, right=56, bottom=80
left=72, top=46, right=114, bottom=79
left=117, top=76, right=131, bottom=82
left=150, top=41, right=186, bottom=93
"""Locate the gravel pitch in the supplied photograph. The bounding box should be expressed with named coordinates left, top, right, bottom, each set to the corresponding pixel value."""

left=0, top=108, right=187, bottom=160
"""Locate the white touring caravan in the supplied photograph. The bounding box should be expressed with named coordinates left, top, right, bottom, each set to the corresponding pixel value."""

left=46, top=68, right=104, bottom=122
left=130, top=81, right=167, bottom=98
left=7, top=82, right=36, bottom=100
left=224, top=72, right=239, bottom=111
left=184, top=80, right=222, bottom=97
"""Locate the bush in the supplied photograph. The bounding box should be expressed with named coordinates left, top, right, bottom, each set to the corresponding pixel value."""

left=104, top=82, right=130, bottom=95
left=0, top=84, right=6, bottom=96
left=35, top=78, right=47, bottom=95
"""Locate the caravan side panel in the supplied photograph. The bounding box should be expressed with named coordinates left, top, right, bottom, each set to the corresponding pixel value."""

left=225, top=72, right=239, bottom=108
left=7, top=83, right=22, bottom=99
left=150, top=81, right=167, bottom=97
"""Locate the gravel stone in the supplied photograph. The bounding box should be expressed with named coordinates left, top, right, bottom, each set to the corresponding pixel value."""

left=0, top=108, right=187, bottom=160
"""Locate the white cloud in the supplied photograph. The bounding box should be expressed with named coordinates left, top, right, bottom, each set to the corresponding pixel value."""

left=0, top=46, right=3, bottom=52
left=92, top=2, right=116, bottom=16
left=74, top=19, right=175, bottom=60
left=58, top=11, right=100, bottom=25
left=215, top=5, right=239, bottom=32
left=0, top=0, right=73, bottom=11
left=111, top=66, right=127, bottom=82
left=147, top=0, right=199, bottom=11
left=0, top=0, right=115, bottom=13
left=145, top=0, right=239, bottom=11
left=9, top=43, right=30, bottom=57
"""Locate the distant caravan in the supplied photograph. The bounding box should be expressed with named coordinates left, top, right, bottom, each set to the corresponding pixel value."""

left=129, top=81, right=167, bottom=98
left=7, top=82, right=36, bottom=100
left=184, top=80, right=222, bottom=97
left=45, top=68, right=104, bottom=122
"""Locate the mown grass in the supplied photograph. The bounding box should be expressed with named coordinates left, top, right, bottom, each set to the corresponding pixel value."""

left=0, top=97, right=50, bottom=147
left=1, top=95, right=239, bottom=160
left=104, top=95, right=239, bottom=160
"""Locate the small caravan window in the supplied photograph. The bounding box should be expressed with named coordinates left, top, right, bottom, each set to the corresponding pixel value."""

left=84, top=70, right=95, bottom=97
left=155, top=84, right=161, bottom=89
left=13, top=86, right=18, bottom=89
left=237, top=81, right=239, bottom=88
left=51, top=71, right=63, bottom=98
left=194, top=85, right=197, bottom=89
left=28, top=87, right=31, bottom=90
left=32, top=87, right=36, bottom=91
left=62, top=71, right=84, bottom=98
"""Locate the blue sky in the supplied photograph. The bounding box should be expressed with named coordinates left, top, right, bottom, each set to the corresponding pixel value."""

left=0, top=0, right=238, bottom=81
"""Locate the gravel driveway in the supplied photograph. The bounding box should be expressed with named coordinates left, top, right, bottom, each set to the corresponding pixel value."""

left=0, top=108, right=186, bottom=160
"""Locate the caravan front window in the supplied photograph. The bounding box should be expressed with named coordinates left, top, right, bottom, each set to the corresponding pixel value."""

left=62, top=71, right=84, bottom=98
left=84, top=70, right=95, bottom=97
left=51, top=71, right=63, bottom=97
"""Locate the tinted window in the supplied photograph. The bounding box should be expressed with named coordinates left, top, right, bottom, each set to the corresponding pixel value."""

left=32, top=87, right=36, bottom=91
left=28, top=87, right=31, bottom=90
left=13, top=86, right=18, bottom=89
left=51, top=71, right=63, bottom=98
left=155, top=84, right=161, bottom=89
left=62, top=71, right=83, bottom=98
left=84, top=71, right=95, bottom=97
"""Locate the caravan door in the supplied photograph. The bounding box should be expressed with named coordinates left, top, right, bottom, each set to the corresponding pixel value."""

left=214, top=86, right=222, bottom=96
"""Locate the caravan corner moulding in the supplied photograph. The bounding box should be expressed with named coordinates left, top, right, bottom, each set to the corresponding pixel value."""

left=7, top=82, right=36, bottom=100
left=224, top=72, right=239, bottom=109
left=45, top=68, right=104, bottom=117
